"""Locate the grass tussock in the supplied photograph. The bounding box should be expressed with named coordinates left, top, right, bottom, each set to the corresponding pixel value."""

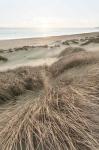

left=0, top=49, right=4, bottom=53
left=62, top=41, right=70, bottom=45
left=58, top=47, right=85, bottom=57
left=0, top=66, right=49, bottom=104
left=81, top=37, right=99, bottom=46
left=0, top=84, right=99, bottom=150
left=51, top=51, right=99, bottom=77
left=0, top=55, right=8, bottom=62
left=62, top=39, right=79, bottom=45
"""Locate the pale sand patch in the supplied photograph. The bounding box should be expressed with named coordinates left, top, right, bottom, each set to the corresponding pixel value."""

left=83, top=43, right=99, bottom=52
left=0, top=58, right=57, bottom=72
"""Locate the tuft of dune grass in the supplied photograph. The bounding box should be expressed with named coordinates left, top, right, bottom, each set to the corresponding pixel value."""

left=81, top=37, right=99, bottom=46
left=51, top=51, right=99, bottom=77
left=62, top=39, right=79, bottom=45
left=69, top=39, right=79, bottom=44
left=62, top=41, right=70, bottom=45
left=0, top=66, right=44, bottom=103
left=0, top=49, right=4, bottom=53
left=58, top=47, right=85, bottom=58
left=0, top=55, right=8, bottom=62
left=0, top=66, right=51, bottom=104
left=0, top=84, right=98, bottom=150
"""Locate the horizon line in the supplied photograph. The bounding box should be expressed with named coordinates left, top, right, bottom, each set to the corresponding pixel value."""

left=0, top=26, right=97, bottom=29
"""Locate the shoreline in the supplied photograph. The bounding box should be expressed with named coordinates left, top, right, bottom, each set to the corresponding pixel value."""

left=0, top=32, right=99, bottom=49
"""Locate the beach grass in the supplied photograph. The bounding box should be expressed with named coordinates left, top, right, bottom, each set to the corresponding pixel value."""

left=0, top=34, right=99, bottom=150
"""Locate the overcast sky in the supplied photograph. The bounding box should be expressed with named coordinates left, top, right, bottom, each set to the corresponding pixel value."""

left=0, top=0, right=99, bottom=28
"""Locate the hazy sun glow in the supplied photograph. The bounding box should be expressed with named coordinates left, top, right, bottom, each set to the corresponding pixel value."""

left=37, top=18, right=51, bottom=28
left=0, top=0, right=99, bottom=28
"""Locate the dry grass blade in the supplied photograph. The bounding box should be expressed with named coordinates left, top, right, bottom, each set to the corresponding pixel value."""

left=0, top=85, right=98, bottom=150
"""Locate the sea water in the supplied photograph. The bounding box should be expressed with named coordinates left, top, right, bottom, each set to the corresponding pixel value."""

left=0, top=27, right=99, bottom=40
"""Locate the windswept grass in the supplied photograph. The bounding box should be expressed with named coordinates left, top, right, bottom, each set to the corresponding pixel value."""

left=51, top=51, right=99, bottom=77
left=0, top=81, right=99, bottom=150
left=58, top=47, right=85, bottom=57
left=0, top=66, right=47, bottom=104
left=0, top=47, right=99, bottom=149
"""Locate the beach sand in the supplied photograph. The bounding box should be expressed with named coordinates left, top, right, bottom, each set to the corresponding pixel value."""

left=0, top=32, right=99, bottom=49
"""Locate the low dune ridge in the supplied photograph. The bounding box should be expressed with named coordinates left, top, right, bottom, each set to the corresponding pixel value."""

left=0, top=45, right=99, bottom=149
left=51, top=50, right=99, bottom=77
left=58, top=47, right=85, bottom=57
left=81, top=37, right=99, bottom=46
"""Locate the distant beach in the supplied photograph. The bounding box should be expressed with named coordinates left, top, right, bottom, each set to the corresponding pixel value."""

left=0, top=32, right=99, bottom=71
left=0, top=27, right=99, bottom=40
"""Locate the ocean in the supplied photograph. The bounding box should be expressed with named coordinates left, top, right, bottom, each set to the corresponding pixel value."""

left=0, top=27, right=99, bottom=40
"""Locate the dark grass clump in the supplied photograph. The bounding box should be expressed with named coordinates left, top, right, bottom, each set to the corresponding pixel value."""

left=8, top=49, right=14, bottom=53
left=58, top=47, right=85, bottom=58
left=14, top=46, right=36, bottom=51
left=70, top=39, right=79, bottom=44
left=0, top=66, right=49, bottom=104
left=12, top=45, right=48, bottom=52
left=80, top=39, right=86, bottom=42
left=62, top=41, right=70, bottom=45
left=81, top=37, right=99, bottom=46
left=62, top=39, right=79, bottom=45
left=0, top=55, right=8, bottom=62
left=0, top=49, right=4, bottom=53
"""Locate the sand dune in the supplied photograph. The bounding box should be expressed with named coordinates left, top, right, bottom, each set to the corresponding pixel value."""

left=0, top=33, right=99, bottom=150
